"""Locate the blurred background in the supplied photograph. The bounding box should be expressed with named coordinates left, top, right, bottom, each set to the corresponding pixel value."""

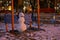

left=0, top=0, right=60, bottom=24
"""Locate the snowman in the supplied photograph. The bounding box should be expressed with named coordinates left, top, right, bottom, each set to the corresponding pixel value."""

left=18, top=11, right=27, bottom=32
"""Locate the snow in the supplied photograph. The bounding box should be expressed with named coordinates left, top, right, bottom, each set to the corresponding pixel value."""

left=0, top=23, right=60, bottom=40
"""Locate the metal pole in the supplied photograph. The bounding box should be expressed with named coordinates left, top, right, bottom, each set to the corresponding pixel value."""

left=37, top=0, right=40, bottom=29
left=11, top=0, right=14, bottom=31
left=6, top=23, right=8, bottom=32
left=55, top=0, right=57, bottom=13
left=54, top=0, right=57, bottom=26
left=47, top=0, right=50, bottom=8
left=55, top=0, right=57, bottom=12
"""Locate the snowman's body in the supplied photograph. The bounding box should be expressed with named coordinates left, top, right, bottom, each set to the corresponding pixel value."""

left=18, top=12, right=27, bottom=32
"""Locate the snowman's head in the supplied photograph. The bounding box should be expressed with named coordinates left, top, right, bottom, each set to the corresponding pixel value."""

left=19, top=12, right=24, bottom=17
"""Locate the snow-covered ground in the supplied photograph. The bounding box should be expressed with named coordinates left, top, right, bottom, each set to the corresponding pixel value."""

left=0, top=23, right=60, bottom=40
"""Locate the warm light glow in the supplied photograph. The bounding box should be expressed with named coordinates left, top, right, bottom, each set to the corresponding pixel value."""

left=53, top=16, right=55, bottom=20
left=23, top=6, right=26, bottom=11
left=26, top=6, right=32, bottom=11
left=2, top=6, right=4, bottom=10
left=8, top=6, right=11, bottom=10
left=54, top=7, right=59, bottom=10
left=0, top=1, right=2, bottom=3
